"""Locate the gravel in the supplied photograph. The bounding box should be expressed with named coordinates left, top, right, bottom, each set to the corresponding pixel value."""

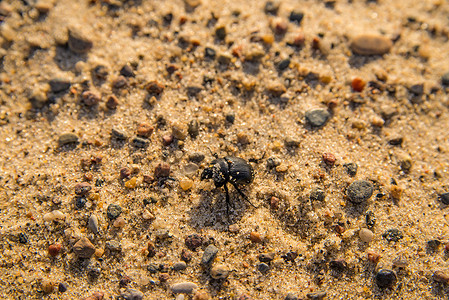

left=73, top=237, right=95, bottom=259
left=375, top=269, right=397, bottom=288
left=171, top=282, right=198, bottom=294
left=346, top=180, right=374, bottom=203
left=201, top=245, right=218, bottom=266
left=305, top=109, right=330, bottom=128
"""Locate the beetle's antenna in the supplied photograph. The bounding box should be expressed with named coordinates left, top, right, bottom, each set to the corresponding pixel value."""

left=206, top=147, right=218, bottom=159
left=249, top=152, right=266, bottom=164
left=223, top=184, right=230, bottom=215
left=231, top=183, right=257, bottom=208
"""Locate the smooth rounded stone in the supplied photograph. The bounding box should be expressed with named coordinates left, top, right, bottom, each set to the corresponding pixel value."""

left=359, top=228, right=374, bottom=243
left=111, top=128, right=127, bottom=140
left=107, top=204, right=122, bottom=220
left=58, top=282, right=68, bottom=293
left=185, top=234, right=203, bottom=250
left=68, top=25, right=93, bottom=53
left=173, top=261, right=187, bottom=271
left=310, top=188, right=325, bottom=202
left=121, top=288, right=143, bottom=300
left=257, top=262, right=270, bottom=273
left=258, top=252, right=275, bottom=263
left=440, top=192, right=449, bottom=205
left=306, top=291, right=327, bottom=299
left=183, top=163, right=199, bottom=175
left=43, top=210, right=65, bottom=222
left=441, top=72, right=449, bottom=86
left=285, top=293, right=298, bottom=300
left=343, top=163, right=358, bottom=177
left=88, top=215, right=99, bottom=234
left=347, top=180, right=374, bottom=203
left=375, top=269, right=397, bottom=288
left=171, top=282, right=198, bottom=294
left=201, top=245, right=218, bottom=266
left=350, top=34, right=392, bottom=55
left=210, top=264, right=229, bottom=279
left=73, top=237, right=95, bottom=259
left=188, top=152, right=205, bottom=163
left=58, top=133, right=79, bottom=146
left=48, top=243, right=62, bottom=257
left=49, top=78, right=71, bottom=93
left=305, top=109, right=330, bottom=128
left=131, top=137, right=149, bottom=149
left=75, top=182, right=91, bottom=196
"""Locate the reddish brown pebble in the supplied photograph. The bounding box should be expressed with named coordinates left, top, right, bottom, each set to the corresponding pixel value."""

left=143, top=175, right=155, bottom=183
left=327, top=99, right=338, bottom=110
left=434, top=271, right=449, bottom=284
left=335, top=224, right=345, bottom=234
left=159, top=273, right=170, bottom=282
left=322, top=152, right=336, bottom=166
left=119, top=275, right=132, bottom=287
left=292, top=32, right=305, bottom=47
left=367, top=250, right=381, bottom=263
left=82, top=292, right=104, bottom=300
left=74, top=182, right=91, bottom=196
left=181, top=249, right=192, bottom=262
left=162, top=134, right=173, bottom=146
left=120, top=167, right=132, bottom=179
left=445, top=242, right=449, bottom=252
left=312, top=36, right=321, bottom=50
left=82, top=91, right=101, bottom=106
left=185, top=234, right=203, bottom=251
left=154, top=163, right=171, bottom=178
left=270, top=196, right=280, bottom=210
left=137, top=123, right=154, bottom=138
left=48, top=243, right=62, bottom=257
left=112, top=76, right=128, bottom=89
left=146, top=80, right=165, bottom=95
left=352, top=78, right=366, bottom=92
left=106, top=95, right=119, bottom=110
left=147, top=242, right=157, bottom=257
left=84, top=172, right=93, bottom=181
left=249, top=232, right=262, bottom=243
left=274, top=19, right=288, bottom=35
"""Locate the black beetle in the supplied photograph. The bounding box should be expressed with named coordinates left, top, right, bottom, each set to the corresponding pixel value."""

left=201, top=156, right=255, bottom=214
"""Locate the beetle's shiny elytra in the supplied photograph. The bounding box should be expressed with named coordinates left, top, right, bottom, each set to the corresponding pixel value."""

left=201, top=156, right=255, bottom=214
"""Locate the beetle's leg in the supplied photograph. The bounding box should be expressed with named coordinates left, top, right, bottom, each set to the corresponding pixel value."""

left=231, top=183, right=257, bottom=208
left=223, top=184, right=230, bottom=215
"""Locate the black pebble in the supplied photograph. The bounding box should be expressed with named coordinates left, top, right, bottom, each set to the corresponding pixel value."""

left=132, top=137, right=149, bottom=149
left=289, top=11, right=304, bottom=24
left=382, top=228, right=403, bottom=242
left=264, top=1, right=279, bottom=15
left=439, top=192, right=449, bottom=205
left=18, top=233, right=28, bottom=244
left=225, top=113, right=235, bottom=124
left=120, top=64, right=135, bottom=77
left=388, top=137, right=403, bottom=146
left=257, top=263, right=270, bottom=273
left=215, top=26, right=226, bottom=40
left=310, top=188, right=325, bottom=202
left=375, top=269, right=397, bottom=288
left=75, top=197, right=87, bottom=209
left=58, top=282, right=68, bottom=293
left=277, top=59, right=291, bottom=71
left=204, top=47, right=216, bottom=59
left=281, top=251, right=298, bottom=262
left=427, top=239, right=441, bottom=251
left=365, top=211, right=376, bottom=229
left=343, top=162, right=358, bottom=177
left=49, top=78, right=71, bottom=93
left=441, top=72, right=449, bottom=86
left=111, top=128, right=127, bottom=141
left=107, top=204, right=122, bottom=220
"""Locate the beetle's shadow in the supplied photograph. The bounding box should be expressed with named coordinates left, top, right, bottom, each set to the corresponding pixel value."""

left=187, top=188, right=247, bottom=230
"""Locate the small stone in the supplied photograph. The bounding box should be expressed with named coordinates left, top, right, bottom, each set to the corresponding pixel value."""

left=329, top=259, right=347, bottom=271
left=193, top=290, right=210, bottom=300
left=131, top=137, right=149, bottom=149
left=146, top=81, right=165, bottom=95
left=284, top=138, right=300, bottom=148
left=259, top=252, right=275, bottom=263
left=120, top=167, right=132, bottom=179
left=75, top=182, right=91, bottom=196
left=48, top=243, right=62, bottom=257
left=180, top=179, right=194, bottom=191
left=88, top=215, right=99, bottom=234
left=276, top=164, right=289, bottom=173
left=310, top=188, right=325, bottom=202
left=346, top=180, right=374, bottom=203
left=365, top=211, right=376, bottom=229
left=273, top=18, right=288, bottom=35
left=266, top=157, right=281, bottom=168
left=172, top=122, right=188, bottom=140
left=343, top=163, right=358, bottom=177
left=440, top=192, right=449, bottom=205
left=350, top=34, right=392, bottom=56
left=305, top=109, right=330, bottom=128
left=43, top=210, right=65, bottom=222
left=187, top=86, right=203, bottom=97
left=111, top=128, right=127, bottom=140
left=119, top=275, right=132, bottom=287
left=125, top=177, right=138, bottom=189
left=185, top=234, right=203, bottom=251
left=154, top=163, right=170, bottom=178
left=215, top=26, right=226, bottom=40
left=49, top=78, right=71, bottom=93
left=306, top=291, right=326, bottom=300
left=106, top=95, right=119, bottom=110
left=58, top=282, right=68, bottom=293
left=359, top=228, right=374, bottom=243
left=174, top=261, right=187, bottom=271
left=434, top=271, right=449, bottom=284
left=427, top=239, right=441, bottom=251
left=289, top=11, right=304, bottom=23
left=388, top=136, right=403, bottom=146
left=181, top=249, right=192, bottom=262
left=107, top=204, right=122, bottom=220
left=270, top=196, right=280, bottom=210
left=441, top=72, right=449, bottom=86
left=382, top=228, right=403, bottom=242
left=82, top=292, right=104, bottom=300
left=277, top=59, right=290, bottom=71
left=171, top=282, right=198, bottom=294
left=217, top=53, right=232, bottom=64
left=183, top=163, right=199, bottom=176
left=42, top=279, right=54, bottom=294
left=367, top=250, right=381, bottom=263
left=285, top=293, right=298, bottom=300
left=389, top=185, right=403, bottom=200
left=229, top=224, right=240, bottom=233
left=351, top=77, right=366, bottom=92
left=68, top=25, right=93, bottom=53
left=237, top=132, right=250, bottom=145
left=392, top=256, right=408, bottom=268
left=210, top=264, right=229, bottom=279
left=257, top=263, right=270, bottom=273
left=162, top=134, right=174, bottom=146
left=201, top=245, right=218, bottom=266
left=322, top=153, right=336, bottom=166
left=120, top=64, right=135, bottom=77
left=264, top=1, right=280, bottom=15
left=75, top=197, right=86, bottom=209
left=112, top=76, right=128, bottom=89
left=137, top=123, right=153, bottom=138
left=159, top=273, right=170, bottom=283
left=399, top=156, right=413, bottom=173
left=58, top=133, right=79, bottom=146
left=204, top=47, right=216, bottom=59
left=106, top=240, right=122, bottom=252
left=250, top=232, right=262, bottom=243
left=93, top=65, right=108, bottom=79
left=121, top=288, right=143, bottom=300
left=375, top=269, right=397, bottom=288
left=73, top=237, right=96, bottom=259
left=281, top=251, right=298, bottom=262
left=82, top=91, right=101, bottom=106
left=113, top=216, right=126, bottom=228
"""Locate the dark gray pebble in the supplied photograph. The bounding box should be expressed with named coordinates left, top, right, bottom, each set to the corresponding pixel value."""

left=305, top=109, right=330, bottom=128
left=266, top=157, right=281, bottom=168
left=201, top=245, right=218, bottom=266
left=277, top=59, right=290, bottom=71
left=170, top=282, right=198, bottom=294
left=74, top=182, right=91, bottom=196
left=343, top=162, right=358, bottom=177
left=121, top=288, right=143, bottom=300
left=442, top=72, right=449, bottom=86
left=189, top=152, right=205, bottom=163
left=258, top=252, right=275, bottom=263
left=329, top=259, right=347, bottom=271
left=111, top=128, right=127, bottom=140
left=439, top=192, right=449, bottom=205
left=427, top=239, right=441, bottom=251
left=147, top=263, right=159, bottom=273
left=215, top=26, right=226, bottom=40
left=187, top=86, right=203, bottom=97
left=107, top=204, right=122, bottom=220
left=49, top=78, right=71, bottom=93
left=289, top=11, right=304, bottom=23
left=225, top=113, right=235, bottom=124
left=68, top=26, right=93, bottom=54
left=382, top=228, right=403, bottom=242
left=257, top=262, right=270, bottom=273
left=58, top=282, right=68, bottom=293
left=173, top=261, right=187, bottom=271
left=285, top=293, right=298, bottom=300
left=105, top=240, right=122, bottom=252
left=204, top=47, right=216, bottom=59
left=58, top=133, right=79, bottom=146
left=185, top=234, right=203, bottom=251
left=310, top=188, right=325, bottom=202
left=75, top=197, right=86, bottom=209
left=347, top=180, right=373, bottom=203
left=131, top=137, right=149, bottom=149
left=120, top=64, right=135, bottom=77
left=93, top=65, right=108, bottom=79
left=306, top=291, right=326, bottom=299
left=282, top=251, right=298, bottom=262
left=365, top=210, right=376, bottom=229
left=264, top=1, right=279, bottom=15
left=18, top=233, right=28, bottom=244
left=375, top=269, right=397, bottom=288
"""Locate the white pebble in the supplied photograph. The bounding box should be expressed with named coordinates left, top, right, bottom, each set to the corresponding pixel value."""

left=359, top=228, right=374, bottom=243
left=43, top=210, right=65, bottom=222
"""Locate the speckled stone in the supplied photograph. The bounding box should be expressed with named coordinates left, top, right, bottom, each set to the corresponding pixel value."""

left=201, top=245, right=218, bottom=266
left=347, top=180, right=374, bottom=203
left=171, top=282, right=198, bottom=294
left=305, top=109, right=330, bottom=128
left=73, top=237, right=95, bottom=259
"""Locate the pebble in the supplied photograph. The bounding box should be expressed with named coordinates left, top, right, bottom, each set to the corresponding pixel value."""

left=185, top=234, right=203, bottom=250
left=329, top=259, right=347, bottom=271
left=375, top=269, right=397, bottom=288
left=137, top=123, right=153, bottom=138
left=289, top=11, right=304, bottom=23
left=162, top=134, right=174, bottom=146
left=392, top=256, right=408, bottom=268
left=58, top=133, right=79, bottom=146
left=124, top=177, right=138, bottom=189
left=305, top=109, right=330, bottom=128
left=120, top=64, right=135, bottom=77
left=181, top=249, right=192, bottom=262
left=146, top=81, right=165, bottom=95
left=43, top=210, right=65, bottom=222
left=87, top=215, right=99, bottom=234
left=121, top=288, right=143, bottom=300
left=250, top=232, right=263, bottom=243
left=171, top=282, right=198, bottom=294
left=112, top=76, right=128, bottom=89
left=49, top=78, right=71, bottom=93
left=259, top=252, right=275, bottom=263
left=285, top=293, right=298, bottom=300
left=93, top=65, right=109, bottom=79
left=113, top=216, right=126, bottom=228
left=180, top=179, right=194, bottom=191
left=306, top=291, right=327, bottom=299
left=58, top=282, right=68, bottom=293
left=266, top=157, right=281, bottom=168
left=106, top=240, right=122, bottom=252
left=388, top=136, right=403, bottom=146
left=106, top=95, right=119, bottom=110
left=210, top=264, right=229, bottom=279
left=266, top=81, right=286, bottom=96
left=441, top=72, right=449, bottom=86
left=82, top=91, right=101, bottom=106
left=193, top=290, right=210, bottom=300
left=201, top=245, right=218, bottom=266
left=365, top=211, right=376, bottom=229
left=107, top=204, right=122, bottom=220
left=351, top=77, right=366, bottom=92
left=173, top=261, right=187, bottom=271
left=183, top=163, right=199, bottom=176
left=382, top=228, right=403, bottom=242
left=120, top=167, right=132, bottom=179
left=75, top=182, right=91, bottom=196
left=204, top=47, right=216, bottom=59
left=172, top=122, right=188, bottom=140
left=131, top=137, right=149, bottom=149
left=215, top=26, right=226, bottom=40
left=359, top=228, right=374, bottom=243
left=82, top=292, right=104, bottom=300
left=434, top=271, right=449, bottom=284
left=189, top=152, right=205, bottom=163
left=159, top=273, right=170, bottom=282
left=73, top=237, right=96, bottom=259
left=346, top=180, right=374, bottom=203
left=281, top=251, right=298, bottom=262
left=111, top=128, right=127, bottom=140
left=68, top=25, right=93, bottom=53
left=367, top=250, right=381, bottom=263
left=48, top=243, right=62, bottom=257
left=42, top=279, right=54, bottom=294
left=343, top=163, right=358, bottom=177
left=439, top=192, right=449, bottom=205
left=310, top=188, right=325, bottom=202
left=264, top=1, right=280, bottom=15
left=154, top=163, right=171, bottom=178
left=350, top=34, right=392, bottom=55
left=188, top=120, right=200, bottom=138
left=257, top=263, right=270, bottom=273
